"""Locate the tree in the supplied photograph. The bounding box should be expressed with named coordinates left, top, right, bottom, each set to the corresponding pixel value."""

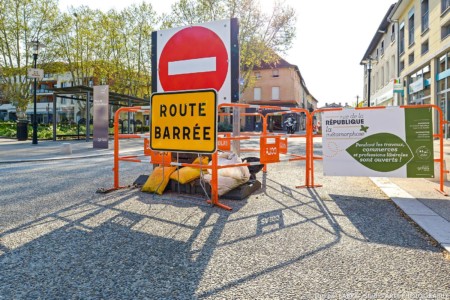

left=53, top=3, right=157, bottom=100
left=162, top=0, right=296, bottom=94
left=0, top=0, right=59, bottom=119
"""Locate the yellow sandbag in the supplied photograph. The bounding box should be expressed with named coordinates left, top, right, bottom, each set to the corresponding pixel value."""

left=142, top=166, right=177, bottom=195
left=169, top=156, right=209, bottom=184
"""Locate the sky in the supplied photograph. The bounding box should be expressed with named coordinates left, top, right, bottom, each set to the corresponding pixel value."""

left=58, top=0, right=397, bottom=107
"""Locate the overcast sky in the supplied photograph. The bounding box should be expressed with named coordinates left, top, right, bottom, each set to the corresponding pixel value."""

left=58, top=0, right=397, bottom=107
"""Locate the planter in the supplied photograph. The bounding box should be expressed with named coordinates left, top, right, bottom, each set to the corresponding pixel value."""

left=16, top=119, right=29, bottom=141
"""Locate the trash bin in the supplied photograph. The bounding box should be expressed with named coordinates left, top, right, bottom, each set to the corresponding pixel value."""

left=16, top=120, right=29, bottom=141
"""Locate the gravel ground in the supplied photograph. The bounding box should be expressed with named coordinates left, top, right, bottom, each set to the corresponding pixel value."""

left=0, top=143, right=449, bottom=299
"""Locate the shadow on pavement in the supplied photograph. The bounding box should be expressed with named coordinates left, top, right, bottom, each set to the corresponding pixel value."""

left=0, top=171, right=444, bottom=298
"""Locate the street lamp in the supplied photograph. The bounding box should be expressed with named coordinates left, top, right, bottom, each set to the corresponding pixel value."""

left=362, top=56, right=377, bottom=107
left=27, top=40, right=45, bottom=145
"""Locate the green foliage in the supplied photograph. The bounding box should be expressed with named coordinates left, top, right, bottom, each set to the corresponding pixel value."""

left=0, top=0, right=60, bottom=118
left=0, top=122, right=17, bottom=137
left=1, top=0, right=295, bottom=111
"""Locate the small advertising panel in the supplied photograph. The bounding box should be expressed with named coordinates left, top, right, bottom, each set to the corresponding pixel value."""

left=322, top=107, right=434, bottom=178
left=93, top=85, right=109, bottom=149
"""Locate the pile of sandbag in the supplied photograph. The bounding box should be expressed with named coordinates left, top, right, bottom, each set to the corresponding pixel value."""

left=202, top=152, right=250, bottom=196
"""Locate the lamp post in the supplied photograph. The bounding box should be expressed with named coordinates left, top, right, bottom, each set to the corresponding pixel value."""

left=356, top=95, right=359, bottom=107
left=27, top=40, right=45, bottom=145
left=362, top=56, right=376, bottom=107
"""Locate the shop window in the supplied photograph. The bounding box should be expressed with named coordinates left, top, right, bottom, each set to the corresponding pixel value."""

left=421, top=40, right=429, bottom=55
left=439, top=54, right=447, bottom=72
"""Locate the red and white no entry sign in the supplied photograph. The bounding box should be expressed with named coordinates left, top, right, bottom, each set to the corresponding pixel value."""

left=152, top=19, right=239, bottom=104
left=159, top=26, right=228, bottom=92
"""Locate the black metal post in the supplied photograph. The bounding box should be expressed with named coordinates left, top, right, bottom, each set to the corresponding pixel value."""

left=32, top=53, right=38, bottom=144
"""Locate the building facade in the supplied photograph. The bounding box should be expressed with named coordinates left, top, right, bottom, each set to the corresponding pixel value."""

left=241, top=57, right=318, bottom=132
left=361, top=4, right=399, bottom=107
left=362, top=0, right=450, bottom=134
left=390, top=0, right=450, bottom=127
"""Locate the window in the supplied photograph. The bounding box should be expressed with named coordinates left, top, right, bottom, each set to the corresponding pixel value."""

left=399, top=22, right=405, bottom=54
left=386, top=61, right=390, bottom=81
left=271, top=87, right=280, bottom=100
left=421, top=40, right=429, bottom=54
left=442, top=0, right=450, bottom=13
left=272, top=69, right=279, bottom=77
left=254, top=87, right=261, bottom=100
left=380, top=41, right=384, bottom=56
left=408, top=8, right=415, bottom=46
left=442, top=21, right=450, bottom=39
left=391, top=56, right=396, bottom=79
left=255, top=72, right=261, bottom=79
left=381, top=67, right=385, bottom=87
left=400, top=60, right=405, bottom=71
left=391, top=24, right=395, bottom=42
left=422, top=0, right=429, bottom=32
left=439, top=54, right=447, bottom=73
left=409, top=52, right=415, bottom=65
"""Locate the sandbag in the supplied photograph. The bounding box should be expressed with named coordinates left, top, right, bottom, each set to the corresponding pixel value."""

left=203, top=174, right=244, bottom=196
left=142, top=166, right=177, bottom=195
left=169, top=156, right=209, bottom=184
left=207, top=152, right=250, bottom=181
left=203, top=152, right=250, bottom=196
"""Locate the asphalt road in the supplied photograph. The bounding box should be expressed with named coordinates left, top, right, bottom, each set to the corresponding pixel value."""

left=0, top=144, right=449, bottom=299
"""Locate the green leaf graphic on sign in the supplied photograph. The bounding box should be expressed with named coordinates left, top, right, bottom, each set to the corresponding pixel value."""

left=346, top=133, right=413, bottom=172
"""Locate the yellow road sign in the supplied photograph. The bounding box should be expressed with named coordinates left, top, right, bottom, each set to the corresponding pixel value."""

left=150, top=89, right=217, bottom=153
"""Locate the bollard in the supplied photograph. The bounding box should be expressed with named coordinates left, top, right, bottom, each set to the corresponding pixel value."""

left=61, top=143, right=72, bottom=155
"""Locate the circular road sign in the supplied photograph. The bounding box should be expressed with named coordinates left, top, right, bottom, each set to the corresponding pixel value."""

left=158, top=26, right=229, bottom=92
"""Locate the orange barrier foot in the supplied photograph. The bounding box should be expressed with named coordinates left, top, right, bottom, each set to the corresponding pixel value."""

left=206, top=200, right=232, bottom=211
left=435, top=188, right=448, bottom=196
left=96, top=186, right=130, bottom=193
left=296, top=184, right=323, bottom=189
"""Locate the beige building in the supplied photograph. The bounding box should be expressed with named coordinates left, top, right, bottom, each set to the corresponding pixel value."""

left=361, top=0, right=450, bottom=134
left=241, top=57, right=318, bottom=131
left=390, top=0, right=450, bottom=118
left=361, top=3, right=399, bottom=107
